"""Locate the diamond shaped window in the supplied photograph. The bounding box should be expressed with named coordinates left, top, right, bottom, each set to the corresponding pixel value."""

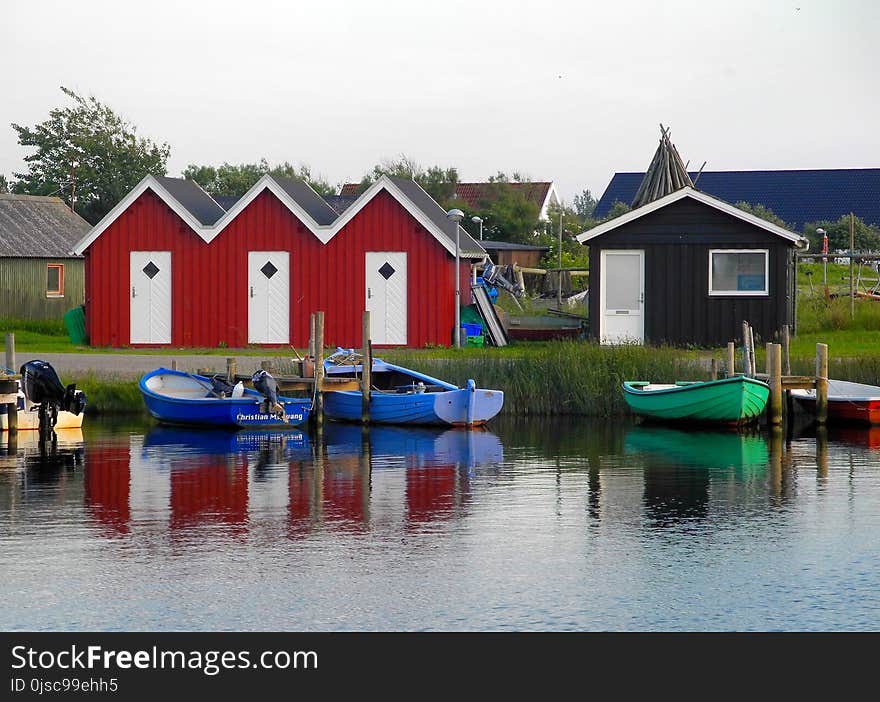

left=143, top=261, right=160, bottom=279
left=378, top=262, right=396, bottom=280
left=261, top=261, right=278, bottom=279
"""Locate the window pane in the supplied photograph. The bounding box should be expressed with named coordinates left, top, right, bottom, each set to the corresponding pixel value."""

left=711, top=252, right=765, bottom=292
left=605, top=254, right=640, bottom=309
left=47, top=265, right=61, bottom=293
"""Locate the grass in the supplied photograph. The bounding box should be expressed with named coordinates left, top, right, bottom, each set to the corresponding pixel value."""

left=63, top=373, right=147, bottom=416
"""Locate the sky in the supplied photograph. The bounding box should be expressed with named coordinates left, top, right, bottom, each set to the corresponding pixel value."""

left=1, top=0, right=878, bottom=204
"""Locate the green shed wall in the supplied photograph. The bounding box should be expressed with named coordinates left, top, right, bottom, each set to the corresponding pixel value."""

left=0, top=257, right=84, bottom=320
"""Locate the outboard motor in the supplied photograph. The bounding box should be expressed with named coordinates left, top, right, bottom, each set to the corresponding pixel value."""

left=19, top=360, right=87, bottom=435
left=251, top=369, right=287, bottom=422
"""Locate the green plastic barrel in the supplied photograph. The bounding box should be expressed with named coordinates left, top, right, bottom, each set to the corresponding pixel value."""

left=63, top=305, right=87, bottom=345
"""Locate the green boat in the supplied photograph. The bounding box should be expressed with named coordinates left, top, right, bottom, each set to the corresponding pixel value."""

left=622, top=376, right=770, bottom=424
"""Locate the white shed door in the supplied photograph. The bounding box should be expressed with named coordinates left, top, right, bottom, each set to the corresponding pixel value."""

left=366, top=252, right=407, bottom=345
left=130, top=251, right=171, bottom=344
left=600, top=250, right=644, bottom=344
left=248, top=251, right=290, bottom=344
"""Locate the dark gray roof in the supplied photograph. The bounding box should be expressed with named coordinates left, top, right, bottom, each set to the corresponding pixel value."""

left=0, top=194, right=90, bottom=257
left=481, top=239, right=549, bottom=252
left=213, top=194, right=242, bottom=211
left=324, top=194, right=359, bottom=215
left=155, top=176, right=226, bottom=225
left=387, top=177, right=486, bottom=257
left=272, top=176, right=339, bottom=226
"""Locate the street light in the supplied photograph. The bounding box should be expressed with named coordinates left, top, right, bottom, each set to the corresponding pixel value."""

left=471, top=215, right=483, bottom=241
left=447, top=208, right=465, bottom=348
left=817, top=228, right=828, bottom=287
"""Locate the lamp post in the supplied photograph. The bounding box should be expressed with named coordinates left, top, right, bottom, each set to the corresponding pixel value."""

left=447, top=208, right=465, bottom=348
left=471, top=216, right=483, bottom=241
left=817, top=228, right=828, bottom=287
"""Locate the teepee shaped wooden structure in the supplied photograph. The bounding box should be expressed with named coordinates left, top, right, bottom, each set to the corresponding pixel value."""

left=630, top=124, right=694, bottom=209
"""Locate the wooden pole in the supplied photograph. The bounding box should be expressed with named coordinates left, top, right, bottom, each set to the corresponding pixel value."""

left=314, top=311, right=325, bottom=428
left=226, top=357, right=236, bottom=382
left=815, top=342, right=828, bottom=425
left=767, top=343, right=783, bottom=425
left=5, top=333, right=15, bottom=374
left=309, top=312, right=316, bottom=360
left=748, top=325, right=756, bottom=377
left=727, top=341, right=736, bottom=378
left=742, top=321, right=752, bottom=377
left=361, top=311, right=371, bottom=424
left=710, top=358, right=718, bottom=381
left=171, top=359, right=178, bottom=371
left=850, top=212, right=855, bottom=320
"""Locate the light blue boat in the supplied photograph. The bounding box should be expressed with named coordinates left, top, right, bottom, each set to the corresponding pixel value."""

left=139, top=368, right=311, bottom=429
left=322, top=349, right=504, bottom=427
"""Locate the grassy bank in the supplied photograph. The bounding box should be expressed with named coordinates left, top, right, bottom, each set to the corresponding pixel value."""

left=68, top=373, right=147, bottom=417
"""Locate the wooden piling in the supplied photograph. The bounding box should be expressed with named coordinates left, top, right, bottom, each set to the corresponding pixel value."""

left=815, top=342, right=828, bottom=425
left=314, top=311, right=325, bottom=428
left=767, top=343, right=783, bottom=425
left=226, top=357, right=236, bottom=382
left=361, top=311, right=371, bottom=424
left=741, top=321, right=752, bottom=377
left=710, top=358, right=718, bottom=381
left=308, top=313, right=316, bottom=360
left=5, top=333, right=15, bottom=374
left=727, top=342, right=736, bottom=378
left=171, top=359, right=178, bottom=371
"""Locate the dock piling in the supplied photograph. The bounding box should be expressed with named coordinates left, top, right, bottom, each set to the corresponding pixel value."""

left=314, top=311, right=325, bottom=428
left=767, top=343, right=783, bottom=425
left=226, top=358, right=236, bottom=382
left=815, top=343, right=828, bottom=425
left=727, top=342, right=736, bottom=378
left=361, top=311, right=371, bottom=424
left=710, top=358, right=718, bottom=381
left=3, top=333, right=17, bottom=437
left=741, top=321, right=752, bottom=377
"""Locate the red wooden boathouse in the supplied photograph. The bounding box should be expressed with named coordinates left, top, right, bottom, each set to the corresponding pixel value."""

left=72, top=175, right=485, bottom=348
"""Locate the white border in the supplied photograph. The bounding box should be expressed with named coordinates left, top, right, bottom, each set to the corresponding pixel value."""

left=71, top=175, right=485, bottom=259
left=575, top=186, right=809, bottom=247
left=708, top=248, right=769, bottom=296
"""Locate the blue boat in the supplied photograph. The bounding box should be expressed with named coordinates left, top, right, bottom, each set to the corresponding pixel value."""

left=139, top=368, right=311, bottom=429
left=322, top=349, right=504, bottom=427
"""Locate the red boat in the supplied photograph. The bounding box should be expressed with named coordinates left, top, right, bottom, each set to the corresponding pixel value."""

left=791, top=379, right=880, bottom=425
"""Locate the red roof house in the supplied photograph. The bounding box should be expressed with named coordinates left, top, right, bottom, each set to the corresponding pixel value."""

left=72, top=175, right=485, bottom=348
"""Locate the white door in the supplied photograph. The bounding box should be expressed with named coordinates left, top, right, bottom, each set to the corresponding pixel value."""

left=130, top=251, right=171, bottom=344
left=366, top=252, right=407, bottom=345
left=248, top=251, right=290, bottom=344
left=600, top=250, right=644, bottom=344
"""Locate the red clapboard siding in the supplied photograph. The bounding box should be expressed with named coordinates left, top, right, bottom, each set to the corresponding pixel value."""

left=85, top=188, right=464, bottom=348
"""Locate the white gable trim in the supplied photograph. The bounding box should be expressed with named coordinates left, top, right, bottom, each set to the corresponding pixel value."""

left=575, top=186, right=808, bottom=247
left=539, top=182, right=560, bottom=221
left=72, top=174, right=476, bottom=257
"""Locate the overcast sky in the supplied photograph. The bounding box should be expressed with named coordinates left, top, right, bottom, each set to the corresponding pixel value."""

left=2, top=0, right=877, bottom=203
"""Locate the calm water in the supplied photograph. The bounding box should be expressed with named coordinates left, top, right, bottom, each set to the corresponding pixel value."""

left=1, top=417, right=879, bottom=631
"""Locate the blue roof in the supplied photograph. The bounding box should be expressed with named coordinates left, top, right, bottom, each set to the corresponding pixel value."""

left=593, top=168, right=880, bottom=231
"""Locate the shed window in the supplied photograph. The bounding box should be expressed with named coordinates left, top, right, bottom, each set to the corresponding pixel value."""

left=47, top=263, right=65, bottom=297
left=709, top=250, right=768, bottom=295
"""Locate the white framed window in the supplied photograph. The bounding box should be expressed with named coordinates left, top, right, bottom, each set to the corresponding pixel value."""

left=709, top=249, right=768, bottom=296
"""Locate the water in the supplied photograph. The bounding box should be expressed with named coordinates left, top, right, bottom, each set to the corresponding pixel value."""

left=1, top=417, right=879, bottom=631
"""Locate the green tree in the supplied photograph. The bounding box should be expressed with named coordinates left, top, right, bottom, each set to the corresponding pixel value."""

left=573, top=188, right=597, bottom=219
left=470, top=172, right=542, bottom=244
left=356, top=155, right=459, bottom=205
left=182, top=159, right=335, bottom=198
left=601, top=200, right=632, bottom=222
left=733, top=201, right=792, bottom=229
left=540, top=202, right=590, bottom=271
left=11, top=86, right=170, bottom=224
left=0, top=174, right=8, bottom=194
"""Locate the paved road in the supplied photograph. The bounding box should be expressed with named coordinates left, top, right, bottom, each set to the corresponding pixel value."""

left=13, top=353, right=295, bottom=379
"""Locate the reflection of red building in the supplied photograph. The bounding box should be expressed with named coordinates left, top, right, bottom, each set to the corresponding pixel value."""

left=406, top=465, right=456, bottom=525
left=288, top=462, right=315, bottom=537
left=322, top=460, right=366, bottom=532
left=170, top=456, right=248, bottom=533
left=84, top=444, right=131, bottom=535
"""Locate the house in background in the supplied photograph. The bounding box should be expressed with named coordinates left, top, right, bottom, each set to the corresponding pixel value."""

left=0, top=193, right=89, bottom=320
left=72, top=175, right=485, bottom=348
left=480, top=240, right=549, bottom=269
left=594, top=168, right=880, bottom=230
